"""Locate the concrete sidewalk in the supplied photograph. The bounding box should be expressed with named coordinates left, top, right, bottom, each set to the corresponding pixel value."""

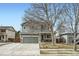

left=0, top=43, right=40, bottom=56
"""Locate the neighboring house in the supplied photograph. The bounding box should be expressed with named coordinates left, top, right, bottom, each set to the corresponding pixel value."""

left=56, top=21, right=77, bottom=44
left=21, top=20, right=52, bottom=43
left=0, top=26, right=15, bottom=42
left=58, top=33, right=79, bottom=44
left=56, top=22, right=79, bottom=44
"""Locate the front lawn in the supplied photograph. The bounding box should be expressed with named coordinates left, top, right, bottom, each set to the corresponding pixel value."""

left=40, top=42, right=79, bottom=49
left=40, top=43, right=79, bottom=55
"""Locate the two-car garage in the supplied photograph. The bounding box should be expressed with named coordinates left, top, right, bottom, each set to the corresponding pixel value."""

left=23, top=37, right=38, bottom=43
left=21, top=34, right=39, bottom=43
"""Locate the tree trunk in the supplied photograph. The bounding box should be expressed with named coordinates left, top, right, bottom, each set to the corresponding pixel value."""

left=51, top=24, right=55, bottom=45
left=73, top=16, right=78, bottom=51
left=73, top=33, right=77, bottom=51
left=51, top=31, right=55, bottom=45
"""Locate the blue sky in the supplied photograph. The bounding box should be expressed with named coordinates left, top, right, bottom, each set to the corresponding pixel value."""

left=0, top=3, right=31, bottom=31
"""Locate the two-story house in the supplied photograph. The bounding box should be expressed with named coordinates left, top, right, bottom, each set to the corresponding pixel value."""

left=21, top=20, right=52, bottom=43
left=0, top=26, right=15, bottom=42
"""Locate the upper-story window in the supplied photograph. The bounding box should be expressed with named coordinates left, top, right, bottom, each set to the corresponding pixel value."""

left=41, top=25, right=43, bottom=29
left=31, top=26, right=34, bottom=29
left=41, top=25, right=47, bottom=31
left=1, top=29, right=6, bottom=32
left=24, top=26, right=26, bottom=29
left=31, top=25, right=38, bottom=30
left=41, top=25, right=44, bottom=30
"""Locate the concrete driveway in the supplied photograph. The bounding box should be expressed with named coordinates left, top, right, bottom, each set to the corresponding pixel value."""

left=0, top=43, right=40, bottom=56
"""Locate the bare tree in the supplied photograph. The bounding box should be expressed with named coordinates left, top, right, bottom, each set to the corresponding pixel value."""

left=59, top=4, right=79, bottom=51
left=23, top=3, right=64, bottom=45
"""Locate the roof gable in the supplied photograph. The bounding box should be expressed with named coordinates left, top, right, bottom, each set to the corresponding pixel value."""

left=0, top=26, right=15, bottom=32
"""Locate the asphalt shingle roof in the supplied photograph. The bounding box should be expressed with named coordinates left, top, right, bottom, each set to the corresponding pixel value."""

left=0, top=26, right=15, bottom=32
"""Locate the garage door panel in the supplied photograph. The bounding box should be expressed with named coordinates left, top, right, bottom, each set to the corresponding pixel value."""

left=23, top=37, right=38, bottom=43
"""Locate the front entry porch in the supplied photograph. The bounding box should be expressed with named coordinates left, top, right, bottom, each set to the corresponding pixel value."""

left=39, top=32, right=66, bottom=44
left=39, top=32, right=52, bottom=42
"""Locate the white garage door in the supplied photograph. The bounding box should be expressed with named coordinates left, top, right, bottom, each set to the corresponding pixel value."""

left=23, top=37, right=38, bottom=43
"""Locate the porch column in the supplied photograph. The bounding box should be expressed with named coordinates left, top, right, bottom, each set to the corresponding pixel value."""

left=4, top=35, right=7, bottom=42
left=6, top=35, right=8, bottom=41
left=39, top=33, right=41, bottom=43
left=66, top=38, right=69, bottom=44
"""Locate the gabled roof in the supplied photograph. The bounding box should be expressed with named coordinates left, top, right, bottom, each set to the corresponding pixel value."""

left=0, top=26, right=16, bottom=32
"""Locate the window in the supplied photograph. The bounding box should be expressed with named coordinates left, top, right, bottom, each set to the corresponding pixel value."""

left=47, top=34, right=51, bottom=38
left=24, top=27, right=25, bottom=29
left=42, top=34, right=51, bottom=39
left=1, top=29, right=6, bottom=32
left=41, top=25, right=43, bottom=29
left=41, top=25, right=44, bottom=31
left=31, top=26, right=34, bottom=29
